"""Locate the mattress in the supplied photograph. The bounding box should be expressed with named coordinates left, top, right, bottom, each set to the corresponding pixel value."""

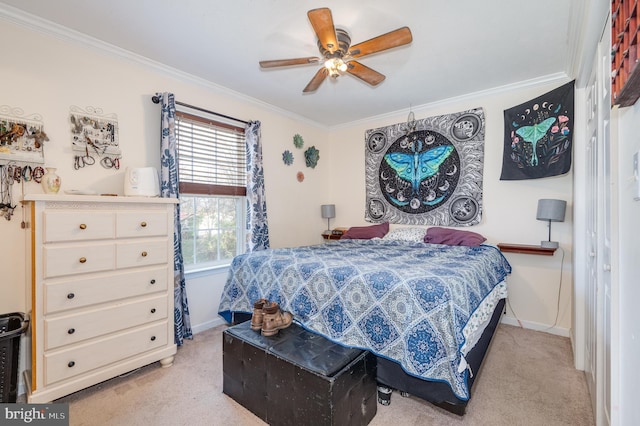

left=219, top=239, right=512, bottom=399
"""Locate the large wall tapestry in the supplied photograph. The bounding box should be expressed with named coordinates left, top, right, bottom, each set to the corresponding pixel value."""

left=365, top=108, right=485, bottom=226
left=500, top=81, right=574, bottom=180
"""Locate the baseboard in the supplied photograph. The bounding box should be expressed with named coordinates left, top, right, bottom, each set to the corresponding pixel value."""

left=192, top=317, right=226, bottom=334
left=500, top=315, right=570, bottom=337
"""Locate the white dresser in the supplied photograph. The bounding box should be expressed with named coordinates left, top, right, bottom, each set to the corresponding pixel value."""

left=22, top=194, right=178, bottom=403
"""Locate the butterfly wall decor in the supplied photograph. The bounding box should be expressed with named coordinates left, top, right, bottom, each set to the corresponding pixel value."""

left=501, top=81, right=574, bottom=180
left=383, top=139, right=454, bottom=207
left=514, top=117, right=556, bottom=166
left=365, top=107, right=486, bottom=226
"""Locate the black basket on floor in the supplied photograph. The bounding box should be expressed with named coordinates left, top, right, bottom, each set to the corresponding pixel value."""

left=0, top=312, right=29, bottom=403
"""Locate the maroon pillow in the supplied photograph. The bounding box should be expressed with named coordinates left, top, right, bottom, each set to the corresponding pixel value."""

left=423, top=227, right=486, bottom=246
left=341, top=222, right=389, bottom=240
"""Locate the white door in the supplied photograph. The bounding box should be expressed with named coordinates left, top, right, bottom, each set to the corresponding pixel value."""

left=585, top=27, right=613, bottom=426
left=584, top=59, right=598, bottom=416
left=596, top=33, right=612, bottom=426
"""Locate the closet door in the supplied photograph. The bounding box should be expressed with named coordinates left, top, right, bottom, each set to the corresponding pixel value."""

left=597, top=30, right=612, bottom=426
left=584, top=25, right=613, bottom=426
left=584, top=56, right=598, bottom=417
left=598, top=29, right=617, bottom=425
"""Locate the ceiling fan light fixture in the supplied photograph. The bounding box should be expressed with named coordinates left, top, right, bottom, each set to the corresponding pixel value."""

left=260, top=8, right=412, bottom=92
left=325, top=58, right=348, bottom=77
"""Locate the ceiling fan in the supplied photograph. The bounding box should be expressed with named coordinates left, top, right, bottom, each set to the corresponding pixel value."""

left=259, top=8, right=413, bottom=93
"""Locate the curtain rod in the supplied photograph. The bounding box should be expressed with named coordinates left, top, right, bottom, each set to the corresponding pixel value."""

left=151, top=95, right=249, bottom=125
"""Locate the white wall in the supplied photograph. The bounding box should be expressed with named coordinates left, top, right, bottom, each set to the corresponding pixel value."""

left=2, top=11, right=582, bottom=397
left=326, top=82, right=574, bottom=335
left=0, top=3, right=578, bottom=339
left=0, top=19, right=331, bottom=315
left=613, top=102, right=640, bottom=426
left=0, top=18, right=332, bottom=393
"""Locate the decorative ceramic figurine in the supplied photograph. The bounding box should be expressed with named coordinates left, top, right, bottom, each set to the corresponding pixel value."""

left=41, top=167, right=61, bottom=193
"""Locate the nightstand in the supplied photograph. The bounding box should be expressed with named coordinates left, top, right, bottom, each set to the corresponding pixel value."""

left=322, top=233, right=342, bottom=240
left=497, top=243, right=557, bottom=256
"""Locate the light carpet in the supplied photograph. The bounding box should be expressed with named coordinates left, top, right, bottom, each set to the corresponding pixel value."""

left=55, top=323, right=594, bottom=426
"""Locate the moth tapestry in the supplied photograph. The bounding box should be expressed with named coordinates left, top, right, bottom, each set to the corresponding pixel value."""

left=500, top=81, right=574, bottom=180
left=365, top=108, right=485, bottom=226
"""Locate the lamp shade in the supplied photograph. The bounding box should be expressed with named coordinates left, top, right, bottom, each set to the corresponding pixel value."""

left=321, top=204, right=336, bottom=219
left=536, top=199, right=566, bottom=222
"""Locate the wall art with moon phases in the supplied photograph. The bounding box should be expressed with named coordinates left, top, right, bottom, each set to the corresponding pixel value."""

left=365, top=107, right=485, bottom=226
left=500, top=80, right=574, bottom=180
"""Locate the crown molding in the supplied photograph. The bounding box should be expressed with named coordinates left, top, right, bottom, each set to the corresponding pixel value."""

left=0, top=5, right=328, bottom=130
left=331, top=72, right=571, bottom=131
left=0, top=4, right=581, bottom=133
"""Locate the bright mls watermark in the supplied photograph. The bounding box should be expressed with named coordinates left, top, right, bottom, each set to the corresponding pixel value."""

left=1, top=404, right=69, bottom=425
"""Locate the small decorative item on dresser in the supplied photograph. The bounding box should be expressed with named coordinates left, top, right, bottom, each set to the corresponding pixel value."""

left=41, top=167, right=61, bottom=194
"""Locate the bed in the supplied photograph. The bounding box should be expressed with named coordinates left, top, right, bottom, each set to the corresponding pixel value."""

left=218, top=238, right=511, bottom=415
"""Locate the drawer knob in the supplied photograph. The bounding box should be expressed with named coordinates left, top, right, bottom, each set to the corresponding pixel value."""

left=79, top=223, right=87, bottom=230
left=150, top=279, right=156, bottom=285
left=79, top=257, right=87, bottom=264
left=141, top=221, right=147, bottom=227
left=68, top=328, right=75, bottom=334
left=67, top=293, right=75, bottom=299
left=141, top=251, right=148, bottom=257
left=150, top=336, right=156, bottom=341
left=68, top=361, right=75, bottom=368
left=150, top=308, right=156, bottom=314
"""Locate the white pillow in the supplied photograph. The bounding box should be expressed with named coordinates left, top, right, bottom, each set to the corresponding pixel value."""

left=382, top=227, right=427, bottom=242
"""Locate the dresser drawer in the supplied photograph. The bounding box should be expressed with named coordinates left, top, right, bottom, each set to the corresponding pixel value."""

left=44, top=243, right=116, bottom=278
left=44, top=267, right=168, bottom=314
left=116, top=211, right=168, bottom=238
left=45, top=294, right=168, bottom=350
left=44, top=211, right=115, bottom=242
left=116, top=239, right=168, bottom=269
left=44, top=321, right=168, bottom=385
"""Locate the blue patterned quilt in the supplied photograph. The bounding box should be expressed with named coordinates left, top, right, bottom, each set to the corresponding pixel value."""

left=218, top=239, right=511, bottom=399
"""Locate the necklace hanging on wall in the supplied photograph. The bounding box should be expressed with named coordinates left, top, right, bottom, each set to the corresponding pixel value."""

left=0, top=164, right=15, bottom=220
left=0, top=105, right=47, bottom=165
left=69, top=105, right=121, bottom=170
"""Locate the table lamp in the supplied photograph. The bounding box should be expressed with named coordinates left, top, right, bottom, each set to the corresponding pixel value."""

left=321, top=204, right=335, bottom=233
left=536, top=199, right=566, bottom=248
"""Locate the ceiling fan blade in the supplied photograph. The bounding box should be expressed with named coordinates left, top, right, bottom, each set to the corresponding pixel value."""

left=307, top=7, right=338, bottom=54
left=303, top=68, right=329, bottom=93
left=259, top=57, right=320, bottom=68
left=346, top=61, right=386, bottom=86
left=349, top=27, right=413, bottom=58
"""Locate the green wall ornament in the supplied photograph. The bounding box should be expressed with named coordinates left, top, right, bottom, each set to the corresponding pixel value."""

left=304, top=146, right=319, bottom=168
left=282, top=150, right=294, bottom=165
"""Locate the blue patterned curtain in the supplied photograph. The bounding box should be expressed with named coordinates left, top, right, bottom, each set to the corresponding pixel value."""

left=157, top=92, right=193, bottom=346
left=245, top=121, right=270, bottom=251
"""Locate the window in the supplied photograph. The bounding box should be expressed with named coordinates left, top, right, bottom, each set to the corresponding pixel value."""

left=176, top=109, right=246, bottom=272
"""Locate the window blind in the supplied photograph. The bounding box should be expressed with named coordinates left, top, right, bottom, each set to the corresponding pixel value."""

left=176, top=111, right=246, bottom=196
